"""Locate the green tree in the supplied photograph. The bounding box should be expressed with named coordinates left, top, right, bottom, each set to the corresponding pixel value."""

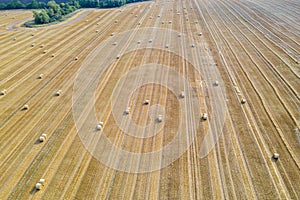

left=46, top=1, right=62, bottom=21
left=38, top=2, right=46, bottom=9
left=0, top=3, right=6, bottom=9
left=15, top=0, right=25, bottom=8
left=27, top=0, right=39, bottom=9
left=6, top=0, right=25, bottom=9
left=69, top=0, right=80, bottom=9
left=33, top=10, right=50, bottom=24
left=30, top=0, right=149, bottom=24
left=95, top=0, right=100, bottom=7
left=47, top=1, right=61, bottom=14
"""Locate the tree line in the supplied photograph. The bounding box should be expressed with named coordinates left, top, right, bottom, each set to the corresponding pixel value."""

left=0, top=0, right=46, bottom=9
left=79, top=0, right=148, bottom=8
left=0, top=0, right=148, bottom=24
left=32, top=1, right=79, bottom=24
left=0, top=0, right=148, bottom=10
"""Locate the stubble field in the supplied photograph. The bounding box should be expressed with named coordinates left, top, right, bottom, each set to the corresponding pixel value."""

left=0, top=0, right=299, bottom=199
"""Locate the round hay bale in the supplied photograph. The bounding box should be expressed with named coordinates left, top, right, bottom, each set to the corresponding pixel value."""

left=148, top=39, right=153, bottom=43
left=198, top=32, right=202, bottom=36
left=273, top=153, right=279, bottom=159
left=39, top=136, right=45, bottom=142
left=39, top=179, right=45, bottom=184
left=191, top=44, right=195, bottom=48
left=202, top=113, right=208, bottom=120
left=144, top=100, right=150, bottom=105
left=0, top=89, right=7, bottom=95
left=116, top=55, right=120, bottom=59
left=165, top=44, right=169, bottom=48
left=157, top=115, right=163, bottom=122
left=99, top=121, right=104, bottom=126
left=38, top=74, right=43, bottom=79
left=13, top=38, right=16, bottom=41
left=180, top=91, right=185, bottom=98
left=215, top=80, right=219, bottom=86
left=51, top=54, right=55, bottom=57
left=23, top=104, right=29, bottom=110
left=96, top=30, right=99, bottom=33
left=41, top=133, right=47, bottom=138
left=74, top=57, right=78, bottom=60
left=125, top=107, right=130, bottom=114
left=55, top=90, right=61, bottom=96
left=110, top=33, right=114, bottom=36
left=31, top=43, right=35, bottom=47
left=96, top=124, right=102, bottom=130
left=43, top=50, right=47, bottom=54
left=241, top=98, right=246, bottom=104
left=35, top=183, right=42, bottom=190
left=40, top=44, right=44, bottom=48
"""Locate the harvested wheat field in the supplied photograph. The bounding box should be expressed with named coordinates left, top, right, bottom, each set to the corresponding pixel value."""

left=0, top=0, right=299, bottom=199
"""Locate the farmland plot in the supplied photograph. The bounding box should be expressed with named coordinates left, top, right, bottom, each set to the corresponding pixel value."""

left=0, top=0, right=299, bottom=199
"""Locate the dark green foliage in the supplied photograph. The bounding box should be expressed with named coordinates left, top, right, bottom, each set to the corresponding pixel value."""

left=78, top=0, right=148, bottom=8
left=1, top=0, right=149, bottom=25
left=33, top=9, right=50, bottom=23
left=0, top=0, right=68, bottom=3
left=4, top=0, right=25, bottom=9
left=105, top=0, right=126, bottom=8
left=0, top=0, right=149, bottom=10
left=46, top=0, right=62, bottom=21
left=33, top=0, right=77, bottom=24
left=0, top=0, right=46, bottom=9
left=69, top=0, right=80, bottom=9
left=27, top=0, right=39, bottom=8
left=0, top=0, right=68, bottom=10
left=0, top=3, right=7, bottom=9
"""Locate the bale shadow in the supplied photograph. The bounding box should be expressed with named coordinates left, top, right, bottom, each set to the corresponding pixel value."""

left=34, top=139, right=42, bottom=145
left=30, top=187, right=38, bottom=195
left=271, top=157, right=278, bottom=163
